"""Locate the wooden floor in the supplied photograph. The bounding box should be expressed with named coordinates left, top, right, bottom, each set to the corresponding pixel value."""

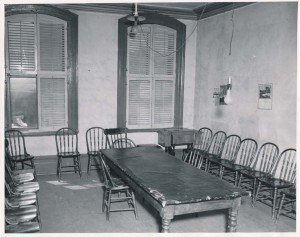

left=36, top=170, right=296, bottom=233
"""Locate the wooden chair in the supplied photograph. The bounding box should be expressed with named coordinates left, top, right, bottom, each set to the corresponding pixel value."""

left=276, top=184, right=296, bottom=223
left=86, top=127, right=106, bottom=177
left=112, top=138, right=136, bottom=148
left=219, top=138, right=258, bottom=186
left=182, top=148, right=205, bottom=169
left=55, top=127, right=82, bottom=181
left=254, top=148, right=296, bottom=219
left=238, top=142, right=279, bottom=205
left=203, top=131, right=227, bottom=171
left=206, top=134, right=241, bottom=176
left=5, top=130, right=35, bottom=170
left=182, top=127, right=213, bottom=159
left=100, top=155, right=137, bottom=220
left=104, top=128, right=128, bottom=148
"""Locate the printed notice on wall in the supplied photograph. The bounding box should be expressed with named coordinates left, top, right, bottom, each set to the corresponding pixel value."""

left=258, top=84, right=272, bottom=110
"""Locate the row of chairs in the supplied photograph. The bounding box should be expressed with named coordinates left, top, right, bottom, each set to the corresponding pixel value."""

left=182, top=127, right=296, bottom=223
left=4, top=139, right=41, bottom=233
left=4, top=127, right=134, bottom=181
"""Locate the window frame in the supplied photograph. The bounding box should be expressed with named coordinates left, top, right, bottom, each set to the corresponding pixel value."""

left=117, top=12, right=186, bottom=131
left=5, top=4, right=78, bottom=136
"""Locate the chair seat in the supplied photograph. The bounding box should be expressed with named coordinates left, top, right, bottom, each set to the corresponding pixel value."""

left=12, top=169, right=35, bottom=176
left=15, top=182, right=40, bottom=193
left=6, top=210, right=37, bottom=225
left=12, top=173, right=35, bottom=184
left=7, top=193, right=37, bottom=207
left=258, top=177, right=294, bottom=189
left=240, top=169, right=270, bottom=178
left=88, top=151, right=99, bottom=156
left=5, top=221, right=40, bottom=233
left=12, top=155, right=34, bottom=162
left=6, top=205, right=37, bottom=218
left=222, top=163, right=250, bottom=171
left=58, top=151, right=80, bottom=157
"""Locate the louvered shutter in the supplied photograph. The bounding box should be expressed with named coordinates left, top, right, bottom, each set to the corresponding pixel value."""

left=7, top=18, right=36, bottom=72
left=38, top=16, right=67, bottom=130
left=40, top=77, right=66, bottom=128
left=39, top=21, right=66, bottom=72
left=152, top=26, right=176, bottom=127
left=127, top=26, right=152, bottom=128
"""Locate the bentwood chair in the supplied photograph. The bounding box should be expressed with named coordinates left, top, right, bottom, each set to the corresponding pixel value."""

left=5, top=130, right=35, bottom=170
left=238, top=142, right=279, bottom=205
left=182, top=148, right=205, bottom=169
left=55, top=127, right=82, bottom=181
left=203, top=131, right=227, bottom=171
left=100, top=155, right=137, bottom=220
left=206, top=134, right=241, bottom=176
left=276, top=183, right=296, bottom=223
left=220, top=138, right=258, bottom=186
left=112, top=138, right=136, bottom=148
left=182, top=127, right=213, bottom=160
left=104, top=128, right=128, bottom=148
left=254, top=148, right=296, bottom=219
left=86, top=127, right=107, bottom=177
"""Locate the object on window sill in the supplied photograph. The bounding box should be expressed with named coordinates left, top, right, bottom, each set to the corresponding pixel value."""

left=12, top=115, right=28, bottom=128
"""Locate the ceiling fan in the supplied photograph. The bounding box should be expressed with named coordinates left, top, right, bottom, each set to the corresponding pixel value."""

left=127, top=2, right=145, bottom=34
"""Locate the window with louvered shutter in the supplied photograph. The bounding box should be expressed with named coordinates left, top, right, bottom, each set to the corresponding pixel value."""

left=5, top=13, right=70, bottom=133
left=7, top=17, right=36, bottom=73
left=126, top=24, right=176, bottom=129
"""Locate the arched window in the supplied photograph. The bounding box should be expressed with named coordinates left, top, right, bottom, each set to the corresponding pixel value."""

left=117, top=13, right=186, bottom=130
left=5, top=4, right=78, bottom=135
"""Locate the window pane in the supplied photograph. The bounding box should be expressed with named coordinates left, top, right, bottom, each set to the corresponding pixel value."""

left=10, top=77, right=38, bottom=129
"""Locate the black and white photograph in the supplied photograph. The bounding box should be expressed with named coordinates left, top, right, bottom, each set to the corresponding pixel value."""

left=1, top=0, right=298, bottom=235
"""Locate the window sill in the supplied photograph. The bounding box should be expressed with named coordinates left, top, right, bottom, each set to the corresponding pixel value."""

left=127, top=127, right=180, bottom=133
left=19, top=131, right=56, bottom=137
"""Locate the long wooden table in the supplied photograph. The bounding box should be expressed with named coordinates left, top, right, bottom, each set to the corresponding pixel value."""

left=100, top=147, right=248, bottom=233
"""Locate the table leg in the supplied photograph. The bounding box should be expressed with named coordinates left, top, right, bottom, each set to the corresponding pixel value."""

left=161, top=218, right=171, bottom=233
left=160, top=206, right=174, bottom=233
left=227, top=197, right=241, bottom=232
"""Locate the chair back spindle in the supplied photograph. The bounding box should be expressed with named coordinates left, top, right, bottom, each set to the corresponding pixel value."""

left=250, top=142, right=279, bottom=173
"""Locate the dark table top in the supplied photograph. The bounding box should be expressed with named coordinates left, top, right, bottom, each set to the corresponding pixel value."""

left=101, top=147, right=248, bottom=207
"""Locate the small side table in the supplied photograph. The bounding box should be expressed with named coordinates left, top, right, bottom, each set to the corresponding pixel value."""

left=157, top=128, right=196, bottom=155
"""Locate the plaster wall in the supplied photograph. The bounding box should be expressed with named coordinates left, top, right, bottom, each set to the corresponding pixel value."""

left=22, top=11, right=197, bottom=156
left=194, top=2, right=297, bottom=151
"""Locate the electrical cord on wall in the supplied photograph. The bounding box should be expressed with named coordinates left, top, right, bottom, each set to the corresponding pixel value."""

left=133, top=3, right=208, bottom=58
left=229, top=4, right=235, bottom=56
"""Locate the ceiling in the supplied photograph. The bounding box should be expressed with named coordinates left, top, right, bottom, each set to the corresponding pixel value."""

left=54, top=2, right=255, bottom=20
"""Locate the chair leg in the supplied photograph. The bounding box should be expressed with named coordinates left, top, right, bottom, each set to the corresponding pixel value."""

left=107, top=190, right=112, bottom=221
left=234, top=171, right=238, bottom=186
left=132, top=190, right=138, bottom=219
left=253, top=181, right=261, bottom=207
left=272, top=187, right=278, bottom=219
left=102, top=189, right=108, bottom=213
left=78, top=157, right=82, bottom=178
left=276, top=193, right=285, bottom=223
left=252, top=178, right=257, bottom=207
left=87, top=156, right=91, bottom=177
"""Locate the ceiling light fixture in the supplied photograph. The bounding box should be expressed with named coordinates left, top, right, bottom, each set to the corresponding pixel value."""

left=127, top=2, right=145, bottom=34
